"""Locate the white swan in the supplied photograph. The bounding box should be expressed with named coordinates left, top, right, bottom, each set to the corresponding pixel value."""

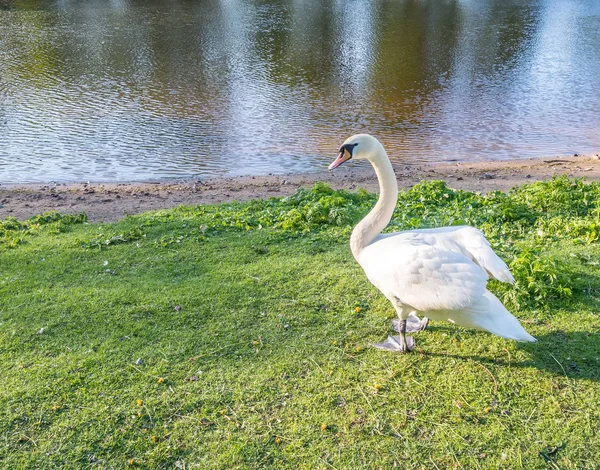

left=329, top=134, right=536, bottom=352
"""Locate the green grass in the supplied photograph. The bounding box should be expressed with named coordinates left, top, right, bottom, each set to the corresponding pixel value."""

left=1, top=177, right=600, bottom=469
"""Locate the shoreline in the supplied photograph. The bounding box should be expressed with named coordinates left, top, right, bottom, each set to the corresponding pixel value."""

left=2, top=154, right=600, bottom=222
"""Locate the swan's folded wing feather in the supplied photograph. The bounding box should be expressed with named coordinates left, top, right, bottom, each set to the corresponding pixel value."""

left=362, top=245, right=488, bottom=312
left=453, top=227, right=515, bottom=284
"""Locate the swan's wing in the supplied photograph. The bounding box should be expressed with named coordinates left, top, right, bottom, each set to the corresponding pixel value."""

left=361, top=244, right=488, bottom=312
left=452, top=227, right=515, bottom=284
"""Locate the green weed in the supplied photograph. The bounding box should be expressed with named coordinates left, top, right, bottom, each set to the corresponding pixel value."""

left=1, top=178, right=600, bottom=469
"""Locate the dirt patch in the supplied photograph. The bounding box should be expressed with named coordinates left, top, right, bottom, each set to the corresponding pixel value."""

left=2, top=154, right=600, bottom=222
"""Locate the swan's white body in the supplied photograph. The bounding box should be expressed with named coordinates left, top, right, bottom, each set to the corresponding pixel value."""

left=358, top=226, right=534, bottom=341
left=330, top=134, right=535, bottom=347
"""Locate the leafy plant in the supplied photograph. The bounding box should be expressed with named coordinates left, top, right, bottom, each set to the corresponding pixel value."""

left=0, top=212, right=86, bottom=249
left=79, top=226, right=145, bottom=250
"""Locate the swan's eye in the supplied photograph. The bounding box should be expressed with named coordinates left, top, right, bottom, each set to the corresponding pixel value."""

left=340, top=143, right=359, bottom=156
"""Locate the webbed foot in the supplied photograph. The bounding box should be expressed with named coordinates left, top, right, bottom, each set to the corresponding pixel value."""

left=393, top=316, right=429, bottom=333
left=373, top=335, right=415, bottom=353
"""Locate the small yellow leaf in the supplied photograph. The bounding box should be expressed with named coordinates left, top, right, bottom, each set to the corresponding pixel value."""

left=157, top=377, right=165, bottom=384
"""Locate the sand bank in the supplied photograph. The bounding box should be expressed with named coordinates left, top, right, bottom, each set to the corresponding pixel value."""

left=2, top=154, right=599, bottom=222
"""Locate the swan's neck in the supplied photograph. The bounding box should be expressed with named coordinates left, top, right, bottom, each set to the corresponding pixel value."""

left=350, top=149, right=398, bottom=259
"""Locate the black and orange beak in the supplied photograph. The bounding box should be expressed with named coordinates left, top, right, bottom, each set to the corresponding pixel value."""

left=328, top=143, right=356, bottom=170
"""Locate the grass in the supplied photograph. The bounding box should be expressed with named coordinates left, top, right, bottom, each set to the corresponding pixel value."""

left=1, top=177, right=600, bottom=469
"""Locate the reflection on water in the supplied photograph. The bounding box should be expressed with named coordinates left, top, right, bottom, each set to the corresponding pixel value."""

left=0, top=0, right=599, bottom=183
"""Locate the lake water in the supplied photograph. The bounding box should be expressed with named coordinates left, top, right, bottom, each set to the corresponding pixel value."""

left=1, top=0, right=599, bottom=183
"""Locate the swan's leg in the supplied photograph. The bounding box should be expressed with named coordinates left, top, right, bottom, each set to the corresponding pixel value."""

left=373, top=307, right=415, bottom=353
left=393, top=316, right=429, bottom=333
left=372, top=321, right=416, bottom=352
left=396, top=319, right=415, bottom=352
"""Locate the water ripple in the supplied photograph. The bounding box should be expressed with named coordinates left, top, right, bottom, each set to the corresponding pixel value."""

left=0, top=0, right=599, bottom=183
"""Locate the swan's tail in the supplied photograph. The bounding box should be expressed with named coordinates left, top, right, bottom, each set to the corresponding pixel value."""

left=446, top=291, right=536, bottom=342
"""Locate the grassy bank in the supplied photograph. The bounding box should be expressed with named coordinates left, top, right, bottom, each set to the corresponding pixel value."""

left=1, top=177, right=599, bottom=469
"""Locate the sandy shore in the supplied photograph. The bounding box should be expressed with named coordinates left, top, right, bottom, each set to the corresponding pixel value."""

left=2, top=154, right=599, bottom=222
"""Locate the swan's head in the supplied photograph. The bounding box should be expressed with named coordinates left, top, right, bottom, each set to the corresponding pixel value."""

left=328, top=134, right=383, bottom=170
